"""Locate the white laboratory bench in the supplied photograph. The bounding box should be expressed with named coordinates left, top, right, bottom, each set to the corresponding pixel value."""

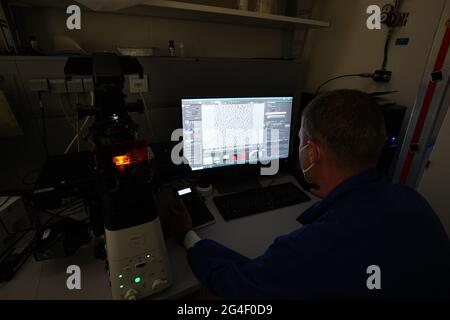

left=0, top=173, right=317, bottom=300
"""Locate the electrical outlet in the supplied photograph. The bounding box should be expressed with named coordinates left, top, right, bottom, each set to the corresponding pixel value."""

left=66, top=78, right=84, bottom=93
left=129, top=74, right=149, bottom=93
left=29, top=79, right=49, bottom=92
left=49, top=79, right=67, bottom=93
left=82, top=78, right=94, bottom=92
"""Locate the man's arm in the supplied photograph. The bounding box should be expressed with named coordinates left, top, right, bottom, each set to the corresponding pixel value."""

left=170, top=200, right=318, bottom=299
left=184, top=231, right=314, bottom=300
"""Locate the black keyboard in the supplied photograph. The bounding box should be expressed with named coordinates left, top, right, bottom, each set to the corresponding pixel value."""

left=213, top=183, right=311, bottom=221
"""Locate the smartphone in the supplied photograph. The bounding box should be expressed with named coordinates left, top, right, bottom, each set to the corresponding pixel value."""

left=175, top=187, right=215, bottom=230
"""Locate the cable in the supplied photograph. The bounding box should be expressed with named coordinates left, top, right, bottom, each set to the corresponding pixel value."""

left=67, top=92, right=82, bottom=152
left=315, top=73, right=373, bottom=95
left=21, top=168, right=40, bottom=186
left=62, top=92, right=92, bottom=153
left=38, top=92, right=49, bottom=157
left=381, top=28, right=394, bottom=71
left=76, top=110, right=80, bottom=152
left=64, top=116, right=91, bottom=154
left=28, top=199, right=85, bottom=227
left=45, top=201, right=86, bottom=224
left=7, top=227, right=38, bottom=237
left=0, top=196, right=10, bottom=208
left=139, top=92, right=157, bottom=143
left=0, top=219, right=11, bottom=234
left=63, top=92, right=94, bottom=154
left=380, top=0, right=403, bottom=71
left=1, top=196, right=35, bottom=235
left=59, top=95, right=77, bottom=131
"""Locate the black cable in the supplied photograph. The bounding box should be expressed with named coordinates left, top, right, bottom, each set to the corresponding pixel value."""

left=0, top=219, right=10, bottom=235
left=38, top=92, right=49, bottom=158
left=0, top=192, right=36, bottom=235
left=0, top=222, right=39, bottom=236
left=45, top=201, right=85, bottom=224
left=316, top=73, right=372, bottom=95
left=1, top=197, right=12, bottom=234
left=43, top=203, right=84, bottom=218
left=381, top=0, right=402, bottom=70
left=381, top=28, right=394, bottom=70
left=21, top=168, right=40, bottom=186
left=42, top=210, right=62, bottom=219
left=0, top=188, right=28, bottom=196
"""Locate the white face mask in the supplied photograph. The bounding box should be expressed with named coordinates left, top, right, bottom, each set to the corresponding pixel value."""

left=299, top=144, right=314, bottom=183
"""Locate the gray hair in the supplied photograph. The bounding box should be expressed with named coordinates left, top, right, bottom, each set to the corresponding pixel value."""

left=302, top=89, right=386, bottom=167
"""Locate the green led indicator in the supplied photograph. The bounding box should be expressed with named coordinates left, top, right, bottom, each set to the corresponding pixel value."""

left=146, top=255, right=151, bottom=258
left=118, top=274, right=123, bottom=279
left=119, top=285, right=124, bottom=289
left=134, top=277, right=142, bottom=283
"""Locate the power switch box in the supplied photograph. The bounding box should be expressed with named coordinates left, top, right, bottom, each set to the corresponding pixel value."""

left=129, top=74, right=149, bottom=93
left=373, top=70, right=392, bottom=83
left=82, top=78, right=94, bottom=92
left=29, top=79, right=49, bottom=92
left=66, top=79, right=84, bottom=93
left=49, top=79, right=67, bottom=93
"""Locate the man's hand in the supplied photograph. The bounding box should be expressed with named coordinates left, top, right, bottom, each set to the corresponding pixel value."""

left=170, top=200, right=193, bottom=245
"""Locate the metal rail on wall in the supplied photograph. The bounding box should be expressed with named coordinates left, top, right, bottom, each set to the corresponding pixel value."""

left=394, top=0, right=450, bottom=188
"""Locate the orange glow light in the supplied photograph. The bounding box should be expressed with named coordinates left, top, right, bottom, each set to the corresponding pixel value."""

left=113, top=155, right=132, bottom=167
left=111, top=144, right=149, bottom=170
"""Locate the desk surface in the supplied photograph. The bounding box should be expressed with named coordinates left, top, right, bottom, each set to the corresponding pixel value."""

left=0, top=174, right=317, bottom=300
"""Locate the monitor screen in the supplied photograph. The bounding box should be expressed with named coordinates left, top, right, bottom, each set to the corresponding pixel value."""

left=182, top=97, right=293, bottom=171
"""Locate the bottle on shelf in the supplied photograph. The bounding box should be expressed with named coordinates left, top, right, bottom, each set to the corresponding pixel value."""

left=26, top=35, right=44, bottom=55
left=169, top=40, right=176, bottom=57
left=179, top=41, right=185, bottom=58
left=237, top=0, right=249, bottom=11
left=254, top=0, right=277, bottom=14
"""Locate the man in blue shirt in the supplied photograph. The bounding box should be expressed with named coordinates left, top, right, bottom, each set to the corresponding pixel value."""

left=171, top=90, right=450, bottom=299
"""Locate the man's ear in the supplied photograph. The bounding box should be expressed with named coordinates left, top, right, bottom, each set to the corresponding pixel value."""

left=308, top=140, right=321, bottom=163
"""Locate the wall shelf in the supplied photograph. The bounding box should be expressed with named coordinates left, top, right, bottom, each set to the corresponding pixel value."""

left=118, top=0, right=330, bottom=29
left=10, top=0, right=330, bottom=29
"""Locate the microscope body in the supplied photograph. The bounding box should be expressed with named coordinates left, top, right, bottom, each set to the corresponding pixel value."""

left=64, top=53, right=172, bottom=300
left=105, top=217, right=171, bottom=300
left=97, top=140, right=172, bottom=300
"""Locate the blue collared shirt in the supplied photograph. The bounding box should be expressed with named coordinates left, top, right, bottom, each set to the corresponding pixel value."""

left=187, top=170, right=450, bottom=299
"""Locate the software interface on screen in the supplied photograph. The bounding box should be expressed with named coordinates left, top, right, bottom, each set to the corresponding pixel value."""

left=182, top=97, right=293, bottom=171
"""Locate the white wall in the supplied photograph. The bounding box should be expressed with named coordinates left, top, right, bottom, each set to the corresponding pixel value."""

left=13, top=5, right=286, bottom=58
left=302, top=0, right=446, bottom=109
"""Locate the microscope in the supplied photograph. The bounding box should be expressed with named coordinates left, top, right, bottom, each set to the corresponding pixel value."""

left=64, top=53, right=172, bottom=300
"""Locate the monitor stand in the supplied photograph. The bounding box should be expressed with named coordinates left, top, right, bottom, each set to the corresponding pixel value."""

left=211, top=167, right=262, bottom=195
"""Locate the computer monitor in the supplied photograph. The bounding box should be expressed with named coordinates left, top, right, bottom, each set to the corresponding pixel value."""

left=182, top=97, right=293, bottom=171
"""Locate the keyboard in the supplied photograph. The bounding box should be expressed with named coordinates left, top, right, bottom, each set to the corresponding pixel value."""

left=213, top=183, right=311, bottom=221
